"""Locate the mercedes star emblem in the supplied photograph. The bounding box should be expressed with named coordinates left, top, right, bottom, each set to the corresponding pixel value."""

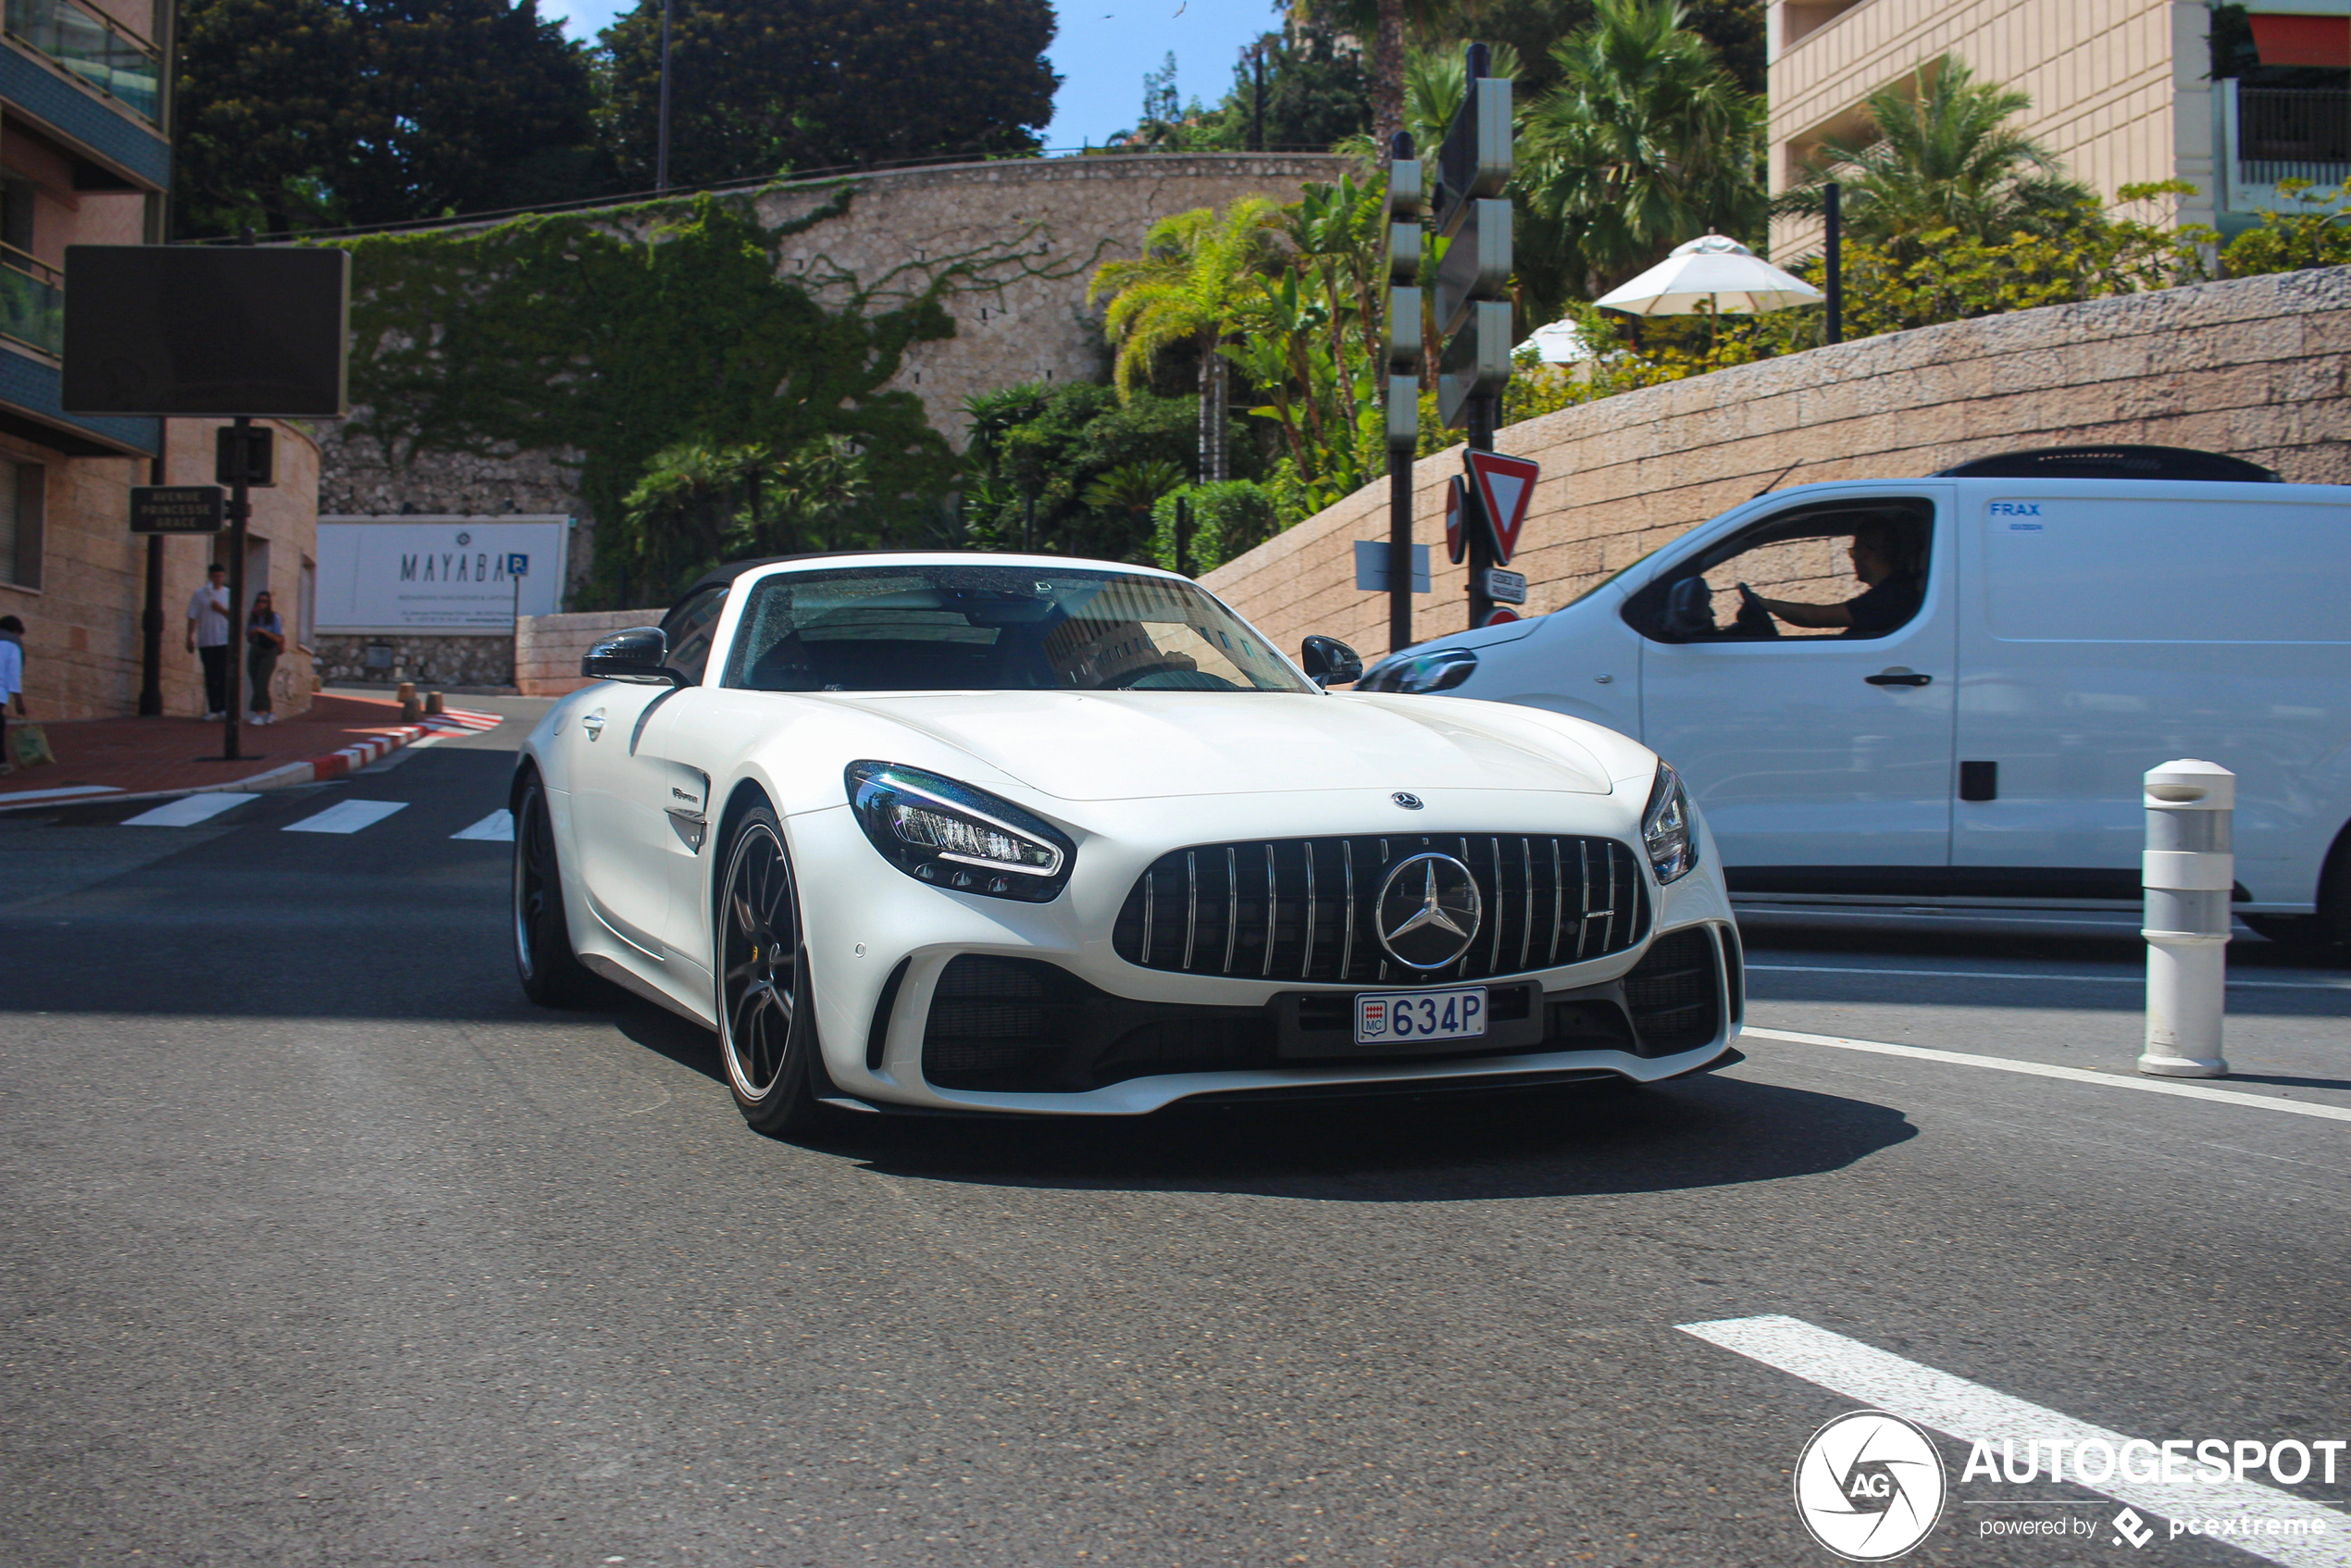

left=1375, top=852, right=1483, bottom=969
left=1392, top=791, right=1424, bottom=810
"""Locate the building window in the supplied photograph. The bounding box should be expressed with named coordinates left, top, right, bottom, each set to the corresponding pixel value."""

left=0, top=458, right=44, bottom=589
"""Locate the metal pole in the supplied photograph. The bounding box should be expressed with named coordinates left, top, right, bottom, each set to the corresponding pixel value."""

left=2140, top=759, right=2233, bottom=1077
left=1387, top=126, right=1417, bottom=655
left=1823, top=180, right=1843, bottom=345
left=1463, top=394, right=1495, bottom=630
left=221, top=417, right=250, bottom=760
left=1022, top=492, right=1035, bottom=554
left=138, top=437, right=165, bottom=716
left=655, top=0, right=674, bottom=193
left=1175, top=495, right=1190, bottom=578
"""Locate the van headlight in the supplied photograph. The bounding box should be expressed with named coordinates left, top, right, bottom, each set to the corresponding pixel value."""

left=1362, top=648, right=1477, bottom=693
left=1641, top=762, right=1698, bottom=884
left=846, top=762, right=1075, bottom=902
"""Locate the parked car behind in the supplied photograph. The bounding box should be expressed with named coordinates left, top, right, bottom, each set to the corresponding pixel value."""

left=1361, top=446, right=2351, bottom=946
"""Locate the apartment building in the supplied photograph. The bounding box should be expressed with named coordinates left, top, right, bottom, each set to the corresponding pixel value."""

left=1767, top=1, right=2350, bottom=255
left=0, top=0, right=317, bottom=722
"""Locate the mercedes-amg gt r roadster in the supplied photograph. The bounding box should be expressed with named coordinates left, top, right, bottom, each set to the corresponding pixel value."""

left=513, top=553, right=1744, bottom=1132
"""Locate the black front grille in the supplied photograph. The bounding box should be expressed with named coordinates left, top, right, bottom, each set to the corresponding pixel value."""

left=1113, top=834, right=1648, bottom=985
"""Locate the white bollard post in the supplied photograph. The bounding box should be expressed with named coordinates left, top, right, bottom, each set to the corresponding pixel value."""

left=2140, top=759, right=2233, bottom=1077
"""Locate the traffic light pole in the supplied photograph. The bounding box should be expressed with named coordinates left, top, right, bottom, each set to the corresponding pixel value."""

left=219, top=415, right=250, bottom=761
left=1463, top=394, right=1496, bottom=628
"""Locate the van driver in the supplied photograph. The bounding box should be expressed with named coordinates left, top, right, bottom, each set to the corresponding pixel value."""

left=1739, top=523, right=1923, bottom=636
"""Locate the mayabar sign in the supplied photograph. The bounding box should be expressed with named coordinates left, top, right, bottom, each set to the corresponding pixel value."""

left=317, top=516, right=568, bottom=631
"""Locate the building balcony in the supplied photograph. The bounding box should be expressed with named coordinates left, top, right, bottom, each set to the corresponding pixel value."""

left=2220, top=81, right=2351, bottom=213
left=4, top=0, right=157, bottom=123
left=0, top=244, right=59, bottom=355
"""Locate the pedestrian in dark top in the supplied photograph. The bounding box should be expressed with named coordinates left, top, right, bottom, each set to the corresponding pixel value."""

left=186, top=563, right=230, bottom=719
left=247, top=590, right=285, bottom=726
left=0, top=614, right=23, bottom=774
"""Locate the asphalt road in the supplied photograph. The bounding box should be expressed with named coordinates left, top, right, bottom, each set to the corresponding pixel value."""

left=1, top=701, right=2345, bottom=1568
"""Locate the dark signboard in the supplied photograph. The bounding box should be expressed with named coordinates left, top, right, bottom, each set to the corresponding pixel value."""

left=131, top=485, right=226, bottom=534
left=60, top=247, right=349, bottom=418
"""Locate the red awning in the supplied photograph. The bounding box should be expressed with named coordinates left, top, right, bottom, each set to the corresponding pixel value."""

left=2249, top=13, right=2351, bottom=68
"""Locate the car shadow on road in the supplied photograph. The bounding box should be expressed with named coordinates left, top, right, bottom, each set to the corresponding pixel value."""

left=834, top=1072, right=1917, bottom=1203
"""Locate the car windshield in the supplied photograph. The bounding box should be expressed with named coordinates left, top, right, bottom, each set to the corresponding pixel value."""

left=720, top=564, right=1316, bottom=694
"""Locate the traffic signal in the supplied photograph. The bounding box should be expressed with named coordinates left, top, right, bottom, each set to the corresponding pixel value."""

left=1383, top=134, right=1424, bottom=452
left=1431, top=50, right=1512, bottom=429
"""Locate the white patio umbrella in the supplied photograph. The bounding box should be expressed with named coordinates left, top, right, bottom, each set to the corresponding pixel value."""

left=1594, top=234, right=1823, bottom=317
left=1515, top=317, right=1597, bottom=365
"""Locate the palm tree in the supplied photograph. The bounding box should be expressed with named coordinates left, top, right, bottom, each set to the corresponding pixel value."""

left=1519, top=0, right=1764, bottom=298
left=1082, top=460, right=1188, bottom=524
left=1776, top=57, right=2095, bottom=261
left=1289, top=0, right=1470, bottom=156
left=1090, top=196, right=1283, bottom=484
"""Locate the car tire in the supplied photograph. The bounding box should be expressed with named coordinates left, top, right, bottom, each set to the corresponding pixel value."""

left=514, top=771, right=605, bottom=1008
left=715, top=803, right=830, bottom=1137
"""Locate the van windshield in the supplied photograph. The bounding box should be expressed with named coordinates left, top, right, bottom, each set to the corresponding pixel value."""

left=719, top=565, right=1315, bottom=693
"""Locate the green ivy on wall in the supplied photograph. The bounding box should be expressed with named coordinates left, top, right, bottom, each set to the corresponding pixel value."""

left=335, top=190, right=1088, bottom=605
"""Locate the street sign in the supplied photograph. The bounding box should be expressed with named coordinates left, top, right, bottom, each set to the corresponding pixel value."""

left=215, top=425, right=275, bottom=488
left=1483, top=566, right=1527, bottom=604
left=505, top=554, right=529, bottom=576
left=1437, top=302, right=1512, bottom=428
left=1354, top=541, right=1431, bottom=593
left=1444, top=475, right=1468, bottom=565
left=130, top=485, right=225, bottom=534
left=1464, top=448, right=1540, bottom=564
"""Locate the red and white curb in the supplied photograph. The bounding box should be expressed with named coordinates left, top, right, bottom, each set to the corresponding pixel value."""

left=0, top=707, right=504, bottom=813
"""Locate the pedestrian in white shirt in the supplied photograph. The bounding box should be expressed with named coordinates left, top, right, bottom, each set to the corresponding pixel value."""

left=0, top=614, right=25, bottom=775
left=185, top=563, right=230, bottom=719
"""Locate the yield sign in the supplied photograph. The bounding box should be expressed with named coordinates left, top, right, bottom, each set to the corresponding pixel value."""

left=1442, top=475, right=1468, bottom=564
left=1463, top=449, right=1540, bottom=565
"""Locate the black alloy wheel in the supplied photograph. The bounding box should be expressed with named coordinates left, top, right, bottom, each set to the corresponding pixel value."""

left=514, top=773, right=601, bottom=1006
left=717, top=803, right=827, bottom=1134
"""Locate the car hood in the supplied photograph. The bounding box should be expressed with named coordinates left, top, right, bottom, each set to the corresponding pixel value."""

left=813, top=691, right=1614, bottom=802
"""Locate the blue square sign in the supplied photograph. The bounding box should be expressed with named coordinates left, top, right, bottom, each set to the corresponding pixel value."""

left=505, top=553, right=529, bottom=576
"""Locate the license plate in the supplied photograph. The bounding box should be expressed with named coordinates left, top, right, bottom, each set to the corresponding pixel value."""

left=1355, top=987, right=1487, bottom=1045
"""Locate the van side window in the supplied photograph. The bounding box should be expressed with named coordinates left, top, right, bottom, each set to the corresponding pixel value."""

left=661, top=587, right=728, bottom=685
left=1623, top=498, right=1935, bottom=643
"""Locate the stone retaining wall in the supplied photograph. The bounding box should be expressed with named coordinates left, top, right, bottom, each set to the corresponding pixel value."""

left=1204, top=266, right=2351, bottom=657
left=515, top=608, right=665, bottom=697
left=314, top=633, right=516, bottom=689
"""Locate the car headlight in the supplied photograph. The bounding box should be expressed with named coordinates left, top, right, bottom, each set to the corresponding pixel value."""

left=846, top=761, right=1075, bottom=902
left=1361, top=647, right=1477, bottom=693
left=1641, top=761, right=1698, bottom=884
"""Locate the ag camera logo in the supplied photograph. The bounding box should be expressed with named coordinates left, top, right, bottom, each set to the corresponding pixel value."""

left=1794, top=1411, right=1947, bottom=1561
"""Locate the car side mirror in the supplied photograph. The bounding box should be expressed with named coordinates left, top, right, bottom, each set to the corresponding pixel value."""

left=1300, top=635, right=1363, bottom=688
left=582, top=626, right=680, bottom=685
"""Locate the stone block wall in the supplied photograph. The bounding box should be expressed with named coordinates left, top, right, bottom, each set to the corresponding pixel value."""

left=1203, top=266, right=2351, bottom=658
left=314, top=633, right=516, bottom=690
left=515, top=608, right=665, bottom=697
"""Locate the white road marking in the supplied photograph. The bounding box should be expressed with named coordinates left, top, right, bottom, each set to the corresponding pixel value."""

left=1748, top=964, right=2351, bottom=993
left=451, top=809, right=514, bottom=841
left=1742, top=1027, right=2351, bottom=1124
left=122, top=792, right=257, bottom=827
left=0, top=784, right=121, bottom=803
left=358, top=734, right=442, bottom=771
left=282, top=799, right=408, bottom=835
left=1679, top=1314, right=2351, bottom=1568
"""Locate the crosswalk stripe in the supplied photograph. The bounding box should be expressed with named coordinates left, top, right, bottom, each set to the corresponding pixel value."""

left=0, top=784, right=121, bottom=804
left=122, top=792, right=255, bottom=827
left=1741, top=1027, right=2351, bottom=1124
left=1748, top=963, right=2351, bottom=993
left=282, top=799, right=407, bottom=835
left=451, top=809, right=514, bottom=841
left=1680, top=1315, right=2351, bottom=1567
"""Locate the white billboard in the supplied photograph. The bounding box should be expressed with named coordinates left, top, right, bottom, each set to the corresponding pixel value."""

left=317, top=516, right=569, bottom=632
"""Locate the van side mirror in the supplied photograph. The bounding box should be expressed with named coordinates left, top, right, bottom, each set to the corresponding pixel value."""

left=582, top=626, right=680, bottom=685
left=1300, top=635, right=1362, bottom=688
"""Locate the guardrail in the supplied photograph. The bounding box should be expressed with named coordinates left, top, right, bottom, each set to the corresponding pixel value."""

left=0, top=243, right=61, bottom=355
left=4, top=0, right=158, bottom=121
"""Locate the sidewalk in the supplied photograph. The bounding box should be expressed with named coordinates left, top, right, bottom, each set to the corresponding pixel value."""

left=0, top=694, right=502, bottom=812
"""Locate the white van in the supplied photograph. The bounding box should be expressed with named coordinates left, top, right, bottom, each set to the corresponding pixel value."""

left=1357, top=446, right=2351, bottom=945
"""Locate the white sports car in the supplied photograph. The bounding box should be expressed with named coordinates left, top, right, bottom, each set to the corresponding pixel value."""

left=513, top=553, right=1744, bottom=1133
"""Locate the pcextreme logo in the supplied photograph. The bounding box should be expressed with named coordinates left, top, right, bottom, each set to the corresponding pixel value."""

left=1794, top=1411, right=1948, bottom=1561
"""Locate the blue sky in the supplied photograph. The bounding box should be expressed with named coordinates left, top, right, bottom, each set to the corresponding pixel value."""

left=545, top=0, right=1284, bottom=151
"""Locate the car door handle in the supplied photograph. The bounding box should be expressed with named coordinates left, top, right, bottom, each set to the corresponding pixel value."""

left=582, top=710, right=606, bottom=739
left=1865, top=669, right=1933, bottom=687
